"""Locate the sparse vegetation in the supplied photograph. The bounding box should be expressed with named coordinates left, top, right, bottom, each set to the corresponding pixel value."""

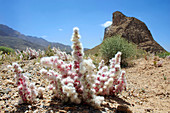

left=157, top=52, right=170, bottom=58
left=100, top=35, right=144, bottom=66
left=45, top=45, right=54, bottom=56
left=0, top=46, right=14, bottom=54
left=163, top=74, right=167, bottom=80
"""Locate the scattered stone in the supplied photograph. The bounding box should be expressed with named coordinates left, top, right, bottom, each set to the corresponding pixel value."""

left=2, top=94, right=11, bottom=100
left=81, top=110, right=89, bottom=113
left=35, top=82, right=40, bottom=85
left=116, top=104, right=132, bottom=113
left=40, top=104, right=43, bottom=108
left=6, top=80, right=15, bottom=85
left=1, top=68, right=8, bottom=73
left=14, top=103, right=19, bottom=107
left=58, top=110, right=67, bottom=113
left=145, top=108, right=153, bottom=112
left=64, top=107, right=76, bottom=110
left=4, top=88, right=12, bottom=94
left=28, top=105, right=32, bottom=110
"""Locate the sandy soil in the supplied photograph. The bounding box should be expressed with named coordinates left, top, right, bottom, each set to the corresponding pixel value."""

left=0, top=57, right=169, bottom=113
left=124, top=57, right=170, bottom=113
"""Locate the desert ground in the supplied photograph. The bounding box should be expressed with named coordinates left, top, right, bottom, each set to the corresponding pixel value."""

left=0, top=56, right=169, bottom=113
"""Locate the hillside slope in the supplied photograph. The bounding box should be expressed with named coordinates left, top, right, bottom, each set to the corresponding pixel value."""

left=0, top=24, right=72, bottom=51
left=0, top=36, right=45, bottom=50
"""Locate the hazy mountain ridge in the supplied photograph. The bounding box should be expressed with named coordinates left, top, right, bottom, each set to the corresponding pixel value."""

left=0, top=36, right=45, bottom=50
left=0, top=24, right=72, bottom=52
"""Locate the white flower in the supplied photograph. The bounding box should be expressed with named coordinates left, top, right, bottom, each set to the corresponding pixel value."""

left=108, top=78, right=113, bottom=84
left=73, top=27, right=79, bottom=32
left=18, top=67, right=23, bottom=73
left=12, top=62, right=19, bottom=68
left=40, top=68, right=47, bottom=75
left=7, top=65, right=12, bottom=69
left=38, top=87, right=45, bottom=95
left=104, top=81, right=109, bottom=86
left=99, top=88, right=103, bottom=93
left=103, top=85, right=107, bottom=90
left=67, top=83, right=74, bottom=87
left=115, top=51, right=122, bottom=64
left=101, top=66, right=108, bottom=72
left=29, top=83, right=36, bottom=89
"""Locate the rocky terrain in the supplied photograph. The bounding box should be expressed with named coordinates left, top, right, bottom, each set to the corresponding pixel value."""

left=104, top=11, right=166, bottom=53
left=0, top=56, right=169, bottom=113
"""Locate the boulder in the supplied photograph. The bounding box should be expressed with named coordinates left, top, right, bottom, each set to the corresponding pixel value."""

left=104, top=11, right=166, bottom=53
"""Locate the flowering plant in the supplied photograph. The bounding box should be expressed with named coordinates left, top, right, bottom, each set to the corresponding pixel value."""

left=40, top=27, right=127, bottom=107
left=51, top=47, right=72, bottom=61
left=16, top=48, right=45, bottom=60
left=7, top=63, right=38, bottom=104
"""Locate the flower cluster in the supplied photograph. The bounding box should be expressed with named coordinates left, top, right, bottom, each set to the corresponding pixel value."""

left=16, top=48, right=45, bottom=60
left=94, top=52, right=127, bottom=95
left=7, top=63, right=40, bottom=104
left=40, top=27, right=127, bottom=108
left=52, top=47, right=72, bottom=61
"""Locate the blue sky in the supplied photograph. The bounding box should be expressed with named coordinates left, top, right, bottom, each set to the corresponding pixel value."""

left=0, top=0, right=170, bottom=51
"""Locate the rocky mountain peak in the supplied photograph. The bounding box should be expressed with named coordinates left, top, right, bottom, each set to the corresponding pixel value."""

left=104, top=11, right=166, bottom=53
left=112, top=11, right=126, bottom=26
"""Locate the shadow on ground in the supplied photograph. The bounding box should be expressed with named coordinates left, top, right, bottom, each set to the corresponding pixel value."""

left=13, top=95, right=131, bottom=113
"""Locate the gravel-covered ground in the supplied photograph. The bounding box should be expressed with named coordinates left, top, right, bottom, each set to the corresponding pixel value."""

left=0, top=57, right=169, bottom=113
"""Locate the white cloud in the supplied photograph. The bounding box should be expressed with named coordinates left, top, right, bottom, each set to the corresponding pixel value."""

left=58, top=28, right=63, bottom=31
left=101, top=21, right=112, bottom=27
left=41, top=35, right=47, bottom=38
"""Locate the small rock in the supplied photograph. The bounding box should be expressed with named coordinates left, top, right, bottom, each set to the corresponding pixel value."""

left=2, top=68, right=8, bottom=73
left=5, top=88, right=12, bottom=94
left=81, top=110, right=89, bottom=113
left=139, top=102, right=143, bottom=105
left=58, top=110, right=67, bottom=113
left=28, top=105, right=32, bottom=110
left=6, top=80, right=14, bottom=85
left=0, top=101, right=4, bottom=105
left=64, top=107, right=76, bottom=110
left=116, top=104, right=132, bottom=113
left=35, top=82, right=40, bottom=85
left=35, top=62, right=40, bottom=65
left=33, top=109, right=39, bottom=113
left=145, top=108, right=153, bottom=112
left=2, top=95, right=11, bottom=100
left=105, top=107, right=109, bottom=112
left=40, top=104, right=43, bottom=108
left=14, top=103, right=18, bottom=107
left=25, top=110, right=30, bottom=113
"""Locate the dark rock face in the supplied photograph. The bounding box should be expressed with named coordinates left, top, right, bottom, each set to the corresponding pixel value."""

left=104, top=11, right=166, bottom=53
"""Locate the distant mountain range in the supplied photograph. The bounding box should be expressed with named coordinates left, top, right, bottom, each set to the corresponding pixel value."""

left=0, top=24, right=73, bottom=52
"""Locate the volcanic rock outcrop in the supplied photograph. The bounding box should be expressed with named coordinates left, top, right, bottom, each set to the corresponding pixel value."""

left=104, top=11, right=166, bottom=53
